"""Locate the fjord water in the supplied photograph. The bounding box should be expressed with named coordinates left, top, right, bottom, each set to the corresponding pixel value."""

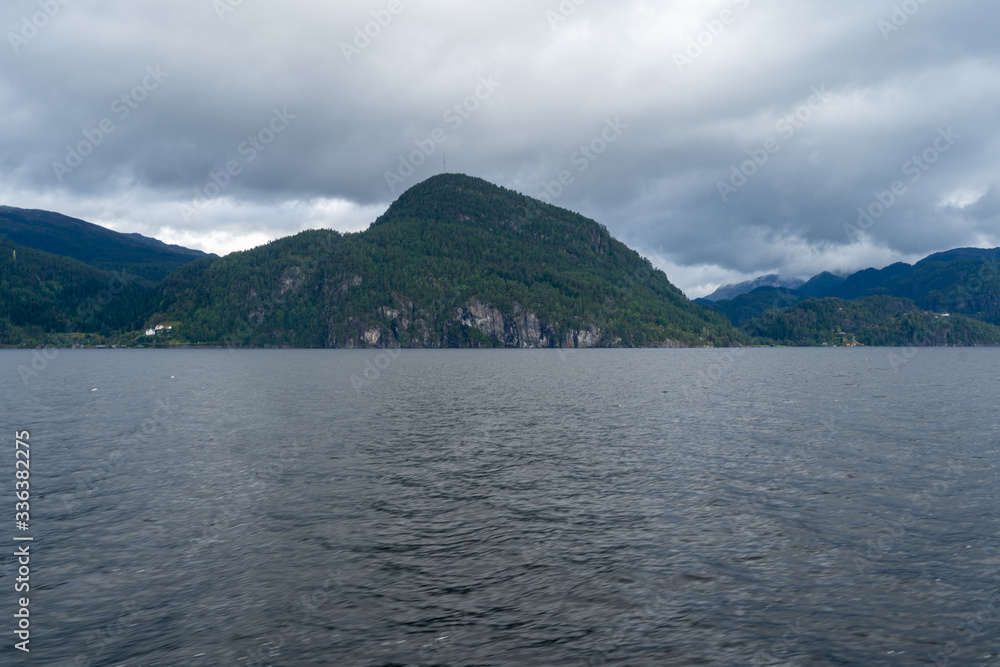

left=3, top=349, right=999, bottom=666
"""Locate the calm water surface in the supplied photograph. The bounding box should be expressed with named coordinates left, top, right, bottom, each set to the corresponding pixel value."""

left=1, top=349, right=998, bottom=666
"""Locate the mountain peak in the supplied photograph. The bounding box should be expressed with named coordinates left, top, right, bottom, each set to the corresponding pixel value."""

left=375, top=173, right=532, bottom=229
left=703, top=274, right=805, bottom=302
left=404, top=172, right=502, bottom=196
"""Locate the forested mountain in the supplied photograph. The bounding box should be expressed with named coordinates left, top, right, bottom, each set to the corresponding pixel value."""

left=697, top=287, right=806, bottom=325
left=798, top=249, right=1000, bottom=322
left=3, top=175, right=999, bottom=349
left=148, top=174, right=742, bottom=348
left=741, top=296, right=1000, bottom=347
left=0, top=205, right=211, bottom=281
left=798, top=272, right=846, bottom=298
left=0, top=239, right=155, bottom=345
left=701, top=248, right=1000, bottom=342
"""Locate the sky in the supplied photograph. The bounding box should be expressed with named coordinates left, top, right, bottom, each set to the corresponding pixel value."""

left=2, top=0, right=999, bottom=297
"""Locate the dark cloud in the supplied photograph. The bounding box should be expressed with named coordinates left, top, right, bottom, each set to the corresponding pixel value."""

left=1, top=0, right=997, bottom=294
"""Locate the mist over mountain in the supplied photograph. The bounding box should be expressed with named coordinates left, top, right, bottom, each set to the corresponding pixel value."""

left=702, top=274, right=806, bottom=302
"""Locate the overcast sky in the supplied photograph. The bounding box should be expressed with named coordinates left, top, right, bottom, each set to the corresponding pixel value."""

left=2, top=0, right=998, bottom=296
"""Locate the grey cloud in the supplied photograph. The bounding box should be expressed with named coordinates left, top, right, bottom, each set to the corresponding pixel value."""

left=1, top=0, right=999, bottom=294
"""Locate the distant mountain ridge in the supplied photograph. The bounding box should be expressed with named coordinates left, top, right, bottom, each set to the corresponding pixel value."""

left=744, top=295, right=1000, bottom=347
left=802, top=250, right=1000, bottom=323
left=699, top=247, right=1000, bottom=346
left=702, top=274, right=805, bottom=301
left=0, top=205, right=211, bottom=281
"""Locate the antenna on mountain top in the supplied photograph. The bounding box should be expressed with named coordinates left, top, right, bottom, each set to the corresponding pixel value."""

left=443, top=151, right=446, bottom=173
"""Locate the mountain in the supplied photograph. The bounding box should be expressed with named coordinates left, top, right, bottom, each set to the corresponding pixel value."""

left=0, top=205, right=212, bottom=281
left=6, top=175, right=997, bottom=349
left=698, top=286, right=806, bottom=325
left=700, top=247, right=1000, bottom=335
left=824, top=262, right=913, bottom=300
left=798, top=271, right=845, bottom=298
left=147, top=174, right=743, bottom=348
left=796, top=252, right=1000, bottom=325
left=701, top=274, right=805, bottom=302
left=919, top=247, right=1000, bottom=264
left=741, top=296, right=1000, bottom=347
left=0, top=238, right=156, bottom=345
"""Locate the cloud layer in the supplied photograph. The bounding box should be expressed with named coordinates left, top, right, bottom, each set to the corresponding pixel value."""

left=2, top=0, right=998, bottom=295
